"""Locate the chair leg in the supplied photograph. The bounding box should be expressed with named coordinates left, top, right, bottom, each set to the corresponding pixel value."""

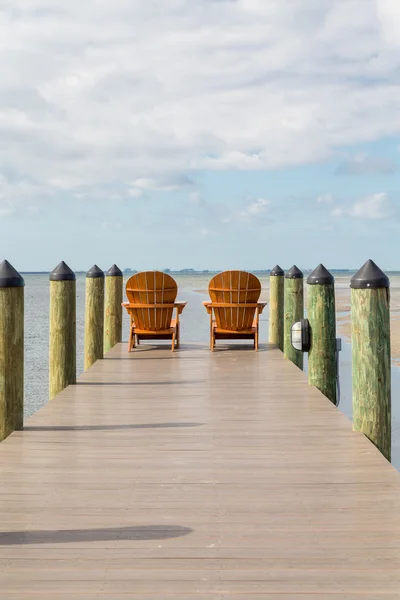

left=175, top=324, right=180, bottom=349
left=211, top=330, right=215, bottom=352
left=128, top=327, right=134, bottom=352
left=136, top=336, right=140, bottom=345
left=255, top=328, right=259, bottom=351
left=171, top=330, right=176, bottom=352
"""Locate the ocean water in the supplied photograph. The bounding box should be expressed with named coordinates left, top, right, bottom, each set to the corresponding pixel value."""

left=22, top=272, right=400, bottom=469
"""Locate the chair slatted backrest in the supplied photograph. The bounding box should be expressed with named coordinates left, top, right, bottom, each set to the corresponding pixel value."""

left=126, top=271, right=177, bottom=331
left=209, top=270, right=261, bottom=331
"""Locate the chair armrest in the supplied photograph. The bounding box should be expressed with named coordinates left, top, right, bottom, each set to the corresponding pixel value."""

left=122, top=302, right=187, bottom=314
left=203, top=302, right=262, bottom=308
left=123, top=303, right=179, bottom=308
left=203, top=301, right=213, bottom=315
left=257, top=302, right=267, bottom=315
left=175, top=301, right=187, bottom=315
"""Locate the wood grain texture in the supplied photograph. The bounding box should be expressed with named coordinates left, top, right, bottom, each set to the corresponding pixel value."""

left=123, top=272, right=185, bottom=351
left=206, top=271, right=266, bottom=350
left=269, top=274, right=284, bottom=350
left=1, top=342, right=400, bottom=596
left=208, top=270, right=261, bottom=331
left=104, top=275, right=123, bottom=353
left=308, top=283, right=336, bottom=404
left=125, top=271, right=177, bottom=331
left=351, top=287, right=391, bottom=461
left=284, top=278, right=304, bottom=369
left=0, top=287, right=23, bottom=440
left=84, top=277, right=104, bottom=370
left=49, top=280, right=76, bottom=400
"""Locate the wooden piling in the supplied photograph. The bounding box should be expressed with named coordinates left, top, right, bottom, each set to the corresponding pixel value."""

left=307, top=264, right=336, bottom=405
left=0, top=261, right=24, bottom=440
left=351, top=259, right=391, bottom=461
left=269, top=265, right=284, bottom=351
left=49, top=261, right=76, bottom=400
left=284, top=265, right=304, bottom=370
left=104, top=264, right=123, bottom=354
left=84, top=265, right=105, bottom=370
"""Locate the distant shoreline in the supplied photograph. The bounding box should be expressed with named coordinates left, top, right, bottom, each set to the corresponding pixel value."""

left=19, top=268, right=383, bottom=276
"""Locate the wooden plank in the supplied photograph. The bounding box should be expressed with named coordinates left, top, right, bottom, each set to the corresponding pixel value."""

left=0, top=342, right=399, bottom=596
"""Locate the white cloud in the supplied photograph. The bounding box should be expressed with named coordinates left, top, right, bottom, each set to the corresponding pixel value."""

left=127, top=188, right=143, bottom=198
left=189, top=192, right=202, bottom=205
left=130, top=176, right=193, bottom=192
left=2, top=1, right=400, bottom=201
left=331, top=192, right=392, bottom=219
left=240, top=198, right=271, bottom=217
left=376, top=0, right=400, bottom=46
left=199, top=152, right=267, bottom=170
left=317, top=193, right=334, bottom=204
left=0, top=207, right=14, bottom=217
left=217, top=196, right=271, bottom=224
left=331, top=207, right=344, bottom=217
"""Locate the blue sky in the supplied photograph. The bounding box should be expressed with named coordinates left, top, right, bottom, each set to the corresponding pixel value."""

left=1, top=0, right=400, bottom=272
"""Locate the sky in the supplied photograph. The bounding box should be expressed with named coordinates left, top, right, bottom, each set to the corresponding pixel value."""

left=1, top=0, right=400, bottom=272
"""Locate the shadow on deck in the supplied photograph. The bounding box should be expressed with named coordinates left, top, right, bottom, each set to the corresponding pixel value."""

left=1, top=342, right=400, bottom=597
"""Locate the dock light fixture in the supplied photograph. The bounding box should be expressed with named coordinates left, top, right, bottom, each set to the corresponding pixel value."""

left=290, top=318, right=310, bottom=353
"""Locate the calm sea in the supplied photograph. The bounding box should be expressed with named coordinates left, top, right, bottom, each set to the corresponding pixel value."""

left=22, top=272, right=400, bottom=469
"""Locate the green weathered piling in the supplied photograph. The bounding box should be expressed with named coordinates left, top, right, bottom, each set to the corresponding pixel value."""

left=307, top=264, right=336, bottom=405
left=269, top=265, right=284, bottom=351
left=351, top=259, right=391, bottom=461
left=104, top=264, right=123, bottom=353
left=49, top=261, right=76, bottom=400
left=84, top=265, right=105, bottom=370
left=284, top=265, right=304, bottom=370
left=0, top=261, right=24, bottom=440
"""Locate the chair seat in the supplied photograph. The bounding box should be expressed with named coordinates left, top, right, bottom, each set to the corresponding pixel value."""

left=214, top=327, right=257, bottom=335
left=133, top=319, right=178, bottom=335
left=212, top=319, right=257, bottom=335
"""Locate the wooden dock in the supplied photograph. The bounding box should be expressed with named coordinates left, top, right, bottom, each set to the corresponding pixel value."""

left=1, top=342, right=400, bottom=598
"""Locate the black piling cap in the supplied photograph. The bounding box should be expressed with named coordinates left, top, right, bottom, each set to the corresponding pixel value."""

left=270, top=265, right=284, bottom=277
left=0, top=260, right=25, bottom=288
left=50, top=261, right=76, bottom=282
left=106, top=264, right=123, bottom=277
left=307, top=264, right=334, bottom=285
left=350, top=259, right=389, bottom=289
left=86, top=264, right=105, bottom=278
left=285, top=265, right=303, bottom=279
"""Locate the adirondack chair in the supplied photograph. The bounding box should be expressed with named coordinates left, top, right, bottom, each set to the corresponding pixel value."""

left=122, top=271, right=186, bottom=352
left=203, top=270, right=266, bottom=351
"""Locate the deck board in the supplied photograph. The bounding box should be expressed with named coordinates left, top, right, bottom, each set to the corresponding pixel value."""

left=0, top=342, right=400, bottom=597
